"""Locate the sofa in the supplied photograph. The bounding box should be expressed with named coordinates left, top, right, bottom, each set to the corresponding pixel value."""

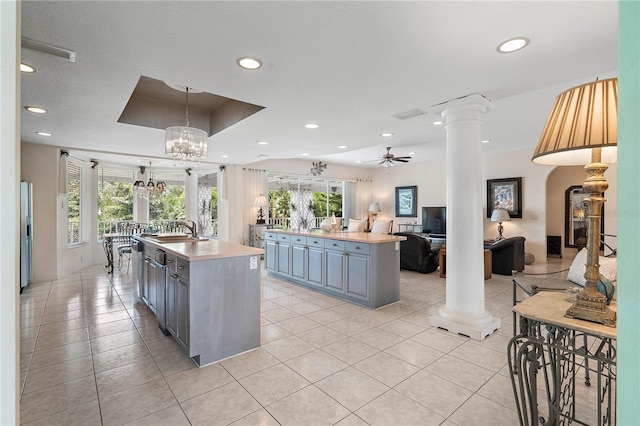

left=393, top=232, right=440, bottom=274
left=485, top=236, right=526, bottom=275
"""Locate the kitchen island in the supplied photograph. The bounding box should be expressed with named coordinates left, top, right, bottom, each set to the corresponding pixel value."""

left=132, top=235, right=263, bottom=366
left=264, top=230, right=406, bottom=308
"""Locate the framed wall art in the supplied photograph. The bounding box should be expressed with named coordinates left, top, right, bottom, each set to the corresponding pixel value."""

left=486, top=177, right=522, bottom=218
left=395, top=186, right=417, bottom=217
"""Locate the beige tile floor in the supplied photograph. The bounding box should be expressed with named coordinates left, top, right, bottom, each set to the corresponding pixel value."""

left=19, top=257, right=600, bottom=425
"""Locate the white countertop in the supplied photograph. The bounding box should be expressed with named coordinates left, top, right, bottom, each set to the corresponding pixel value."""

left=137, top=236, right=263, bottom=262
left=267, top=229, right=406, bottom=244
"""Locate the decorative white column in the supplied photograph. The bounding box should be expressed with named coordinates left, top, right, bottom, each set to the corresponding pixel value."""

left=184, top=170, right=198, bottom=223
left=429, top=94, right=501, bottom=341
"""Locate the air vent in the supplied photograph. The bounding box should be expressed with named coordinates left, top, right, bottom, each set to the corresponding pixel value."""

left=392, top=108, right=427, bottom=120
left=21, top=37, right=76, bottom=62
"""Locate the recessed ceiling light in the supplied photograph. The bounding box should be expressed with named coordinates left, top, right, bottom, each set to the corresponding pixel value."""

left=356, top=160, right=362, bottom=164
left=304, top=123, right=319, bottom=129
left=20, top=63, right=36, bottom=73
left=481, top=139, right=491, bottom=144
left=257, top=140, right=269, bottom=145
left=497, top=37, right=530, bottom=53
left=433, top=120, right=443, bottom=126
left=25, top=106, right=47, bottom=114
left=338, top=145, right=348, bottom=149
left=409, top=152, right=415, bottom=156
left=300, top=153, right=310, bottom=156
left=236, top=57, right=262, bottom=70
left=36, top=131, right=52, bottom=136
left=380, top=132, right=393, bottom=137
left=220, top=154, right=229, bottom=158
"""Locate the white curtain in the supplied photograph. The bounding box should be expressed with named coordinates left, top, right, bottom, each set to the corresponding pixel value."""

left=58, top=150, right=68, bottom=194
left=242, top=168, right=268, bottom=244
left=355, top=178, right=373, bottom=219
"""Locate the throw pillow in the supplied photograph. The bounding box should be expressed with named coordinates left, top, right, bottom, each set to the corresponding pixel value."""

left=567, top=248, right=617, bottom=286
left=371, top=219, right=391, bottom=234
left=347, top=218, right=366, bottom=232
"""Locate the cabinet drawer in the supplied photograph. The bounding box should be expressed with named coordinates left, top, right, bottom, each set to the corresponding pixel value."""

left=325, top=239, right=345, bottom=251
left=291, top=235, right=306, bottom=245
left=264, top=232, right=277, bottom=241
left=166, top=254, right=178, bottom=272
left=346, top=242, right=370, bottom=255
left=277, top=234, right=291, bottom=243
left=176, top=257, right=189, bottom=278
left=306, top=237, right=325, bottom=248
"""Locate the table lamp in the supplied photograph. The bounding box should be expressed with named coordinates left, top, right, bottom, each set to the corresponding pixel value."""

left=490, top=209, right=511, bottom=241
left=368, top=202, right=381, bottom=230
left=533, top=77, right=617, bottom=326
left=254, top=194, right=268, bottom=224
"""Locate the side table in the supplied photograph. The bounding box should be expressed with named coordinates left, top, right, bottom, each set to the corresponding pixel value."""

left=508, top=292, right=616, bottom=425
left=438, top=246, right=491, bottom=280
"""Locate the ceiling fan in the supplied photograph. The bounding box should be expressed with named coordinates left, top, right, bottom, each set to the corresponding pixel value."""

left=367, top=147, right=412, bottom=167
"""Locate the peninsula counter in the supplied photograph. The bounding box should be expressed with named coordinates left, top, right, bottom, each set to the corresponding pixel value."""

left=263, top=230, right=406, bottom=308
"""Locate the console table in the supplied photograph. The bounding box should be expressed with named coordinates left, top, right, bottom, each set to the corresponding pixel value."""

left=508, top=291, right=616, bottom=425
left=397, top=223, right=422, bottom=233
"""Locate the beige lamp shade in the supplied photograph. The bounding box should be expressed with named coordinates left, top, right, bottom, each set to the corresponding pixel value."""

left=254, top=195, right=268, bottom=207
left=490, top=209, right=511, bottom=222
left=532, top=78, right=617, bottom=165
left=368, top=202, right=381, bottom=213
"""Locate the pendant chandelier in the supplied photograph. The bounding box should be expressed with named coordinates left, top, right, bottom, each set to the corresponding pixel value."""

left=165, top=87, right=208, bottom=166
left=134, top=162, right=166, bottom=200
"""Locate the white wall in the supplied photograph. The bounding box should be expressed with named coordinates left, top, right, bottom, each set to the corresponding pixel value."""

left=372, top=147, right=570, bottom=264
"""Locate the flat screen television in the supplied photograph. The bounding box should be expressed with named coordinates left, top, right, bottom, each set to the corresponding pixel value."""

left=422, top=206, right=446, bottom=236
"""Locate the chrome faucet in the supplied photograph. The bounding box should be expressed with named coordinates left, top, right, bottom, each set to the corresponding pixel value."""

left=181, top=220, right=197, bottom=238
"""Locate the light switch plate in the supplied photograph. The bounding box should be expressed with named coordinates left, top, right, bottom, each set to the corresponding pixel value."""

left=250, top=256, right=258, bottom=269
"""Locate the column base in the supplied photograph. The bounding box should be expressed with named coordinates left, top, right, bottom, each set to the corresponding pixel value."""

left=429, top=307, right=501, bottom=341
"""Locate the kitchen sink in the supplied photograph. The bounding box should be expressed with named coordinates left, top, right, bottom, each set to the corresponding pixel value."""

left=147, top=234, right=209, bottom=243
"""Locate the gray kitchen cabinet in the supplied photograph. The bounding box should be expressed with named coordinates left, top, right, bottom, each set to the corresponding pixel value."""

left=307, top=245, right=324, bottom=286
left=290, top=235, right=307, bottom=281
left=346, top=253, right=369, bottom=301
left=166, top=255, right=189, bottom=350
left=137, top=236, right=261, bottom=366
left=276, top=234, right=291, bottom=275
left=325, top=248, right=346, bottom=294
left=264, top=231, right=401, bottom=308
left=265, top=237, right=277, bottom=272
left=143, top=255, right=158, bottom=315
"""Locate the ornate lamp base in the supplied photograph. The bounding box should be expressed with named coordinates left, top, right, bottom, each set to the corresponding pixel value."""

left=565, top=290, right=616, bottom=327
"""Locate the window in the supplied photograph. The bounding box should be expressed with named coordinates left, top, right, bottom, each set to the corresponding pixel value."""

left=67, top=160, right=82, bottom=244
left=149, top=171, right=185, bottom=221
left=97, top=166, right=134, bottom=238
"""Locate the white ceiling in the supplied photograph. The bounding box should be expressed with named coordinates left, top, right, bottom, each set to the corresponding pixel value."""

left=20, top=1, right=618, bottom=172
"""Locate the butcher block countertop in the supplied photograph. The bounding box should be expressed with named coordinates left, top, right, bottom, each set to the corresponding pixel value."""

left=266, top=229, right=406, bottom=244
left=136, top=235, right=263, bottom=262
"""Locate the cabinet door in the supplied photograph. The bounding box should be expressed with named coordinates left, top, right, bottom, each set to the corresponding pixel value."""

left=141, top=257, right=149, bottom=303
left=346, top=253, right=369, bottom=301
left=307, top=246, right=324, bottom=286
left=147, top=261, right=158, bottom=315
left=277, top=242, right=291, bottom=274
left=291, top=244, right=306, bottom=280
left=166, top=273, right=178, bottom=336
left=176, top=275, right=189, bottom=349
left=265, top=241, right=277, bottom=272
left=325, top=250, right=345, bottom=293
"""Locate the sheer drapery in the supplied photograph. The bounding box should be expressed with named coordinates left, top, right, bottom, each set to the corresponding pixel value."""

left=355, top=178, right=373, bottom=220
left=242, top=168, right=268, bottom=243
left=58, top=150, right=68, bottom=194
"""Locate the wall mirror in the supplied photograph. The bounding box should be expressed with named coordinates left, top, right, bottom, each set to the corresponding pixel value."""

left=565, top=185, right=604, bottom=249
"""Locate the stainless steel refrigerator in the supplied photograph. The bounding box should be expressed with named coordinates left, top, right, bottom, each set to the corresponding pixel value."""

left=20, top=181, right=33, bottom=291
